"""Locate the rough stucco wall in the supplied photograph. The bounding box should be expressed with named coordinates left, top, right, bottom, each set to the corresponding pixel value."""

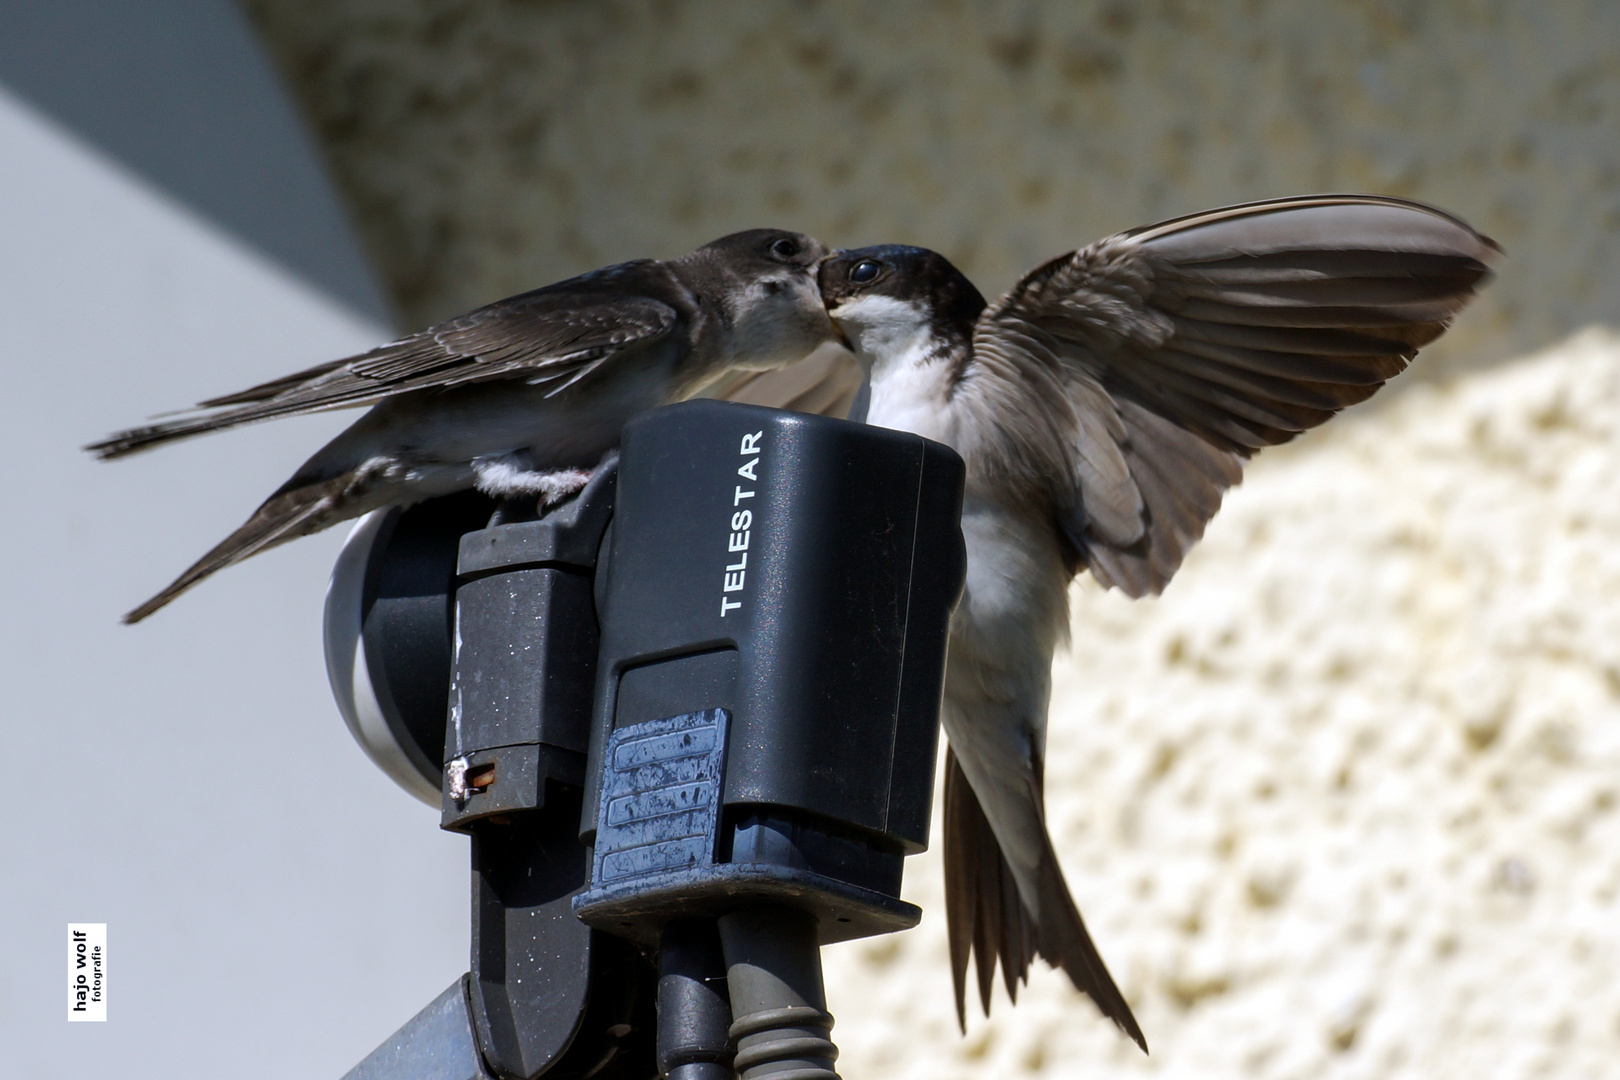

left=245, top=0, right=1618, bottom=376
left=822, top=329, right=1620, bottom=1078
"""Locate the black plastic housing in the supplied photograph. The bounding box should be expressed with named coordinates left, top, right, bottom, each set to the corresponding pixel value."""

left=329, top=399, right=967, bottom=1077
left=575, top=400, right=966, bottom=946
left=342, top=490, right=496, bottom=798
left=440, top=466, right=617, bottom=832
left=586, top=400, right=965, bottom=847
left=440, top=467, right=653, bottom=1080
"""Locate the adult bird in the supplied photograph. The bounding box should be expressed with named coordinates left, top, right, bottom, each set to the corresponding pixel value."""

left=819, top=195, right=1500, bottom=1048
left=89, top=229, right=840, bottom=623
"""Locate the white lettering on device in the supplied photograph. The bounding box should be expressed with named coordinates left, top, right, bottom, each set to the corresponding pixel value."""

left=721, top=431, right=763, bottom=616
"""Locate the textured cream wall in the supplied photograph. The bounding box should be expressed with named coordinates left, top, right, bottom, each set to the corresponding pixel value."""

left=822, top=328, right=1620, bottom=1079
left=248, top=1, right=1618, bottom=375
left=239, top=3, right=1620, bottom=1075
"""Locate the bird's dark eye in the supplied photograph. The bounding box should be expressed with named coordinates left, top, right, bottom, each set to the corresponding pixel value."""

left=850, top=260, right=882, bottom=284
left=770, top=237, right=800, bottom=259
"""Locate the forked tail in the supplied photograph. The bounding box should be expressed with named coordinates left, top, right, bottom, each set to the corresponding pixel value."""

left=942, top=747, right=1146, bottom=1051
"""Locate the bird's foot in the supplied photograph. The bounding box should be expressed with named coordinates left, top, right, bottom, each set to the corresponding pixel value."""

left=531, top=468, right=593, bottom=511
left=473, top=453, right=593, bottom=514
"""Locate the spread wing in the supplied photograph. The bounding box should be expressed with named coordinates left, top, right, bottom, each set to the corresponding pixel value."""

left=88, top=263, right=684, bottom=459
left=973, top=194, right=1500, bottom=596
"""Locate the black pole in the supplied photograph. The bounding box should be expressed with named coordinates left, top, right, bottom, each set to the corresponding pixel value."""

left=656, top=920, right=734, bottom=1080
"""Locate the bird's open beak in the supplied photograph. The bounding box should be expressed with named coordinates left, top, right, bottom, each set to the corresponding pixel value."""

left=829, top=317, right=854, bottom=352
left=816, top=251, right=856, bottom=351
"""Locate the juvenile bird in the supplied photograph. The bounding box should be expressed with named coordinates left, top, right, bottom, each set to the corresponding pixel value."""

left=90, top=229, right=838, bottom=623
left=820, top=195, right=1500, bottom=1048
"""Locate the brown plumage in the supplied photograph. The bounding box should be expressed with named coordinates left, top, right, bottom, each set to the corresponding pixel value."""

left=120, top=467, right=379, bottom=624
left=822, top=195, right=1500, bottom=1049
left=88, top=229, right=839, bottom=622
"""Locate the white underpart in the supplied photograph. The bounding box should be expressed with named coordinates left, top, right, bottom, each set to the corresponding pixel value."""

left=832, top=293, right=958, bottom=446
left=837, top=287, right=1069, bottom=915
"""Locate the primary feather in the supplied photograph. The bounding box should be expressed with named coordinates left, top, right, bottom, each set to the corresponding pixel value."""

left=974, top=194, right=1500, bottom=594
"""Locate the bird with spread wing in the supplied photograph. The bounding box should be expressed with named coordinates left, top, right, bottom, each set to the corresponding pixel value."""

left=818, top=195, right=1500, bottom=1048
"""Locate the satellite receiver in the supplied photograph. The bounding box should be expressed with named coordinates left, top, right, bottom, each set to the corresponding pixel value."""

left=326, top=399, right=966, bottom=1079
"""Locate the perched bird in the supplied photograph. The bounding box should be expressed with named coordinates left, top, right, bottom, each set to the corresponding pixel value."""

left=820, top=195, right=1501, bottom=1048
left=89, top=229, right=839, bottom=623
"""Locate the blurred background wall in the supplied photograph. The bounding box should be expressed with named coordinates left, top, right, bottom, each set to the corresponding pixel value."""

left=6, top=2, right=1618, bottom=1078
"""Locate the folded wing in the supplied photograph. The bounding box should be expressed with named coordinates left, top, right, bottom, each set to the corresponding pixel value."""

left=87, top=267, right=683, bottom=459
left=976, top=194, right=1500, bottom=596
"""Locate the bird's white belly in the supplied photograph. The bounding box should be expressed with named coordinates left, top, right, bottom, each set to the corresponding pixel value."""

left=949, top=498, right=1070, bottom=709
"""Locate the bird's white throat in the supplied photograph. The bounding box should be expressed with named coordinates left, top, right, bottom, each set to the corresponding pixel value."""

left=831, top=294, right=936, bottom=370
left=832, top=293, right=958, bottom=444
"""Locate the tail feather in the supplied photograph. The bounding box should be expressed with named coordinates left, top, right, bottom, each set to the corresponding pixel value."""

left=1031, top=830, right=1146, bottom=1051
left=122, top=471, right=363, bottom=623
left=942, top=747, right=1147, bottom=1051
left=945, top=748, right=1033, bottom=1025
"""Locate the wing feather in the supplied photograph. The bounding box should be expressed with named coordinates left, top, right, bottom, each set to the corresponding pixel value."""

left=709, top=341, right=865, bottom=418
left=87, top=265, right=685, bottom=460
left=974, top=194, right=1499, bottom=595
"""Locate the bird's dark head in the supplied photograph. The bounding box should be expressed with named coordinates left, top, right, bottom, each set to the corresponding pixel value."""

left=683, top=229, right=840, bottom=370
left=818, top=246, right=987, bottom=361
left=696, top=228, right=829, bottom=273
